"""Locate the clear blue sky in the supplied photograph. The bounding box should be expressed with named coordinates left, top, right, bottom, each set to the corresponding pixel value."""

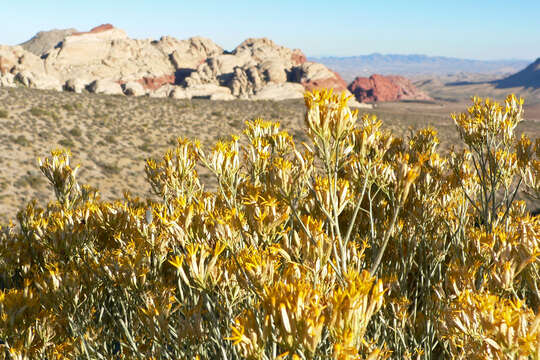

left=2, top=0, right=539, bottom=60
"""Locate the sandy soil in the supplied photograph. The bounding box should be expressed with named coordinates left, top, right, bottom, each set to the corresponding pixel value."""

left=415, top=74, right=540, bottom=107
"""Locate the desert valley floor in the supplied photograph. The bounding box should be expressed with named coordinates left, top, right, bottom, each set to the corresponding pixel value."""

left=0, top=86, right=539, bottom=222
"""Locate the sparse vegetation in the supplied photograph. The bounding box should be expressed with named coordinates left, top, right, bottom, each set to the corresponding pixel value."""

left=0, top=89, right=538, bottom=358
left=29, top=106, right=55, bottom=118
left=58, top=138, right=76, bottom=148
left=104, top=133, right=118, bottom=144
left=0, top=108, right=8, bottom=118
left=68, top=126, right=83, bottom=137
left=12, top=134, right=30, bottom=146
left=61, top=102, right=83, bottom=112
left=15, top=171, right=45, bottom=188
left=0, top=85, right=538, bottom=228
left=98, top=160, right=121, bottom=174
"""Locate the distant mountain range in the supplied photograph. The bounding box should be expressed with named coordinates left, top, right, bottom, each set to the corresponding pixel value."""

left=309, top=54, right=531, bottom=82
left=496, top=58, right=540, bottom=89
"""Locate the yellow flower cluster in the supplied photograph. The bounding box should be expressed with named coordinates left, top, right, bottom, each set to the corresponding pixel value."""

left=440, top=290, right=540, bottom=359
left=0, top=90, right=538, bottom=359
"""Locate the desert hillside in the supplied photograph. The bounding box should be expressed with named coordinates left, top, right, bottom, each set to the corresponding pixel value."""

left=0, top=86, right=538, bottom=223
left=496, top=58, right=540, bottom=89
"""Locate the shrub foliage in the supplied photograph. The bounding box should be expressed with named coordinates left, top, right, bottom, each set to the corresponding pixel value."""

left=0, top=90, right=539, bottom=359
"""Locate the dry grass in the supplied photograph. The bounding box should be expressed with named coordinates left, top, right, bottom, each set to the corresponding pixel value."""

left=0, top=86, right=538, bottom=223
left=415, top=74, right=540, bottom=106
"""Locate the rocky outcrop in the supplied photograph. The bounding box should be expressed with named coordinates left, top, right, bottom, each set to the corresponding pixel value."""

left=123, top=81, right=146, bottom=96
left=71, top=24, right=115, bottom=36
left=348, top=74, right=432, bottom=102
left=136, top=75, right=175, bottom=91
left=292, top=62, right=348, bottom=92
left=184, top=39, right=352, bottom=100
left=15, top=71, right=62, bottom=90
left=20, top=28, right=77, bottom=57
left=1, top=25, right=372, bottom=103
left=0, top=73, right=15, bottom=87
left=186, top=84, right=233, bottom=99
left=88, top=79, right=123, bottom=95
left=149, top=84, right=176, bottom=98
left=209, top=92, right=235, bottom=101
left=228, top=66, right=264, bottom=97
left=252, top=83, right=305, bottom=100
left=233, top=38, right=306, bottom=67
left=160, top=36, right=223, bottom=70
left=64, top=78, right=89, bottom=93
left=260, top=59, right=288, bottom=83
left=0, top=45, right=44, bottom=75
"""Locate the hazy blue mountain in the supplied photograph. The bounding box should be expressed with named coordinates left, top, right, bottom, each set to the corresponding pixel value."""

left=309, top=54, right=531, bottom=82
left=495, top=58, right=540, bottom=89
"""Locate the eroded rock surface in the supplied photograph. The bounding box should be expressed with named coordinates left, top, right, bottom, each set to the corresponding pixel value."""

left=88, top=79, right=123, bottom=95
left=348, top=74, right=432, bottom=102
left=1, top=25, right=371, bottom=103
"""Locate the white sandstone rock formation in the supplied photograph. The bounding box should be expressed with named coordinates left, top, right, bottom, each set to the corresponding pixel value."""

left=88, top=79, right=123, bottom=95
left=123, top=81, right=146, bottom=96
left=0, top=25, right=373, bottom=105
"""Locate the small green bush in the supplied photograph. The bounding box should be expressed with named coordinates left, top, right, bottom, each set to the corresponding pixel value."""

left=13, top=135, right=30, bottom=146
left=29, top=107, right=56, bottom=119
left=68, top=127, right=82, bottom=137
left=58, top=138, right=75, bottom=148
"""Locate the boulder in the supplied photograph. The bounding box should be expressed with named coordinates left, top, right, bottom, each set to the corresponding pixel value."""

left=43, top=25, right=173, bottom=83
left=0, top=45, right=44, bottom=75
left=15, top=71, right=62, bottom=90
left=184, top=58, right=221, bottom=87
left=184, top=53, right=254, bottom=88
left=123, top=81, right=146, bottom=96
left=212, top=53, right=254, bottom=75
left=228, top=66, right=260, bottom=97
left=136, top=75, right=175, bottom=91
left=252, top=83, right=305, bottom=100
left=0, top=73, right=15, bottom=87
left=34, top=73, right=62, bottom=91
left=170, top=87, right=189, bottom=99
left=292, top=62, right=348, bottom=92
left=14, top=71, right=32, bottom=87
left=88, top=79, right=123, bottom=95
left=210, top=92, right=235, bottom=101
left=291, top=51, right=307, bottom=66
left=186, top=84, right=232, bottom=99
left=158, top=36, right=223, bottom=70
left=149, top=84, right=176, bottom=98
left=348, top=74, right=432, bottom=102
left=348, top=98, right=373, bottom=109
left=233, top=38, right=306, bottom=67
left=64, top=78, right=89, bottom=93
left=259, top=59, right=287, bottom=83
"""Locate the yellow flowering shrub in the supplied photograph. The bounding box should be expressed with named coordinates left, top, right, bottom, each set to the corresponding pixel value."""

left=0, top=90, right=538, bottom=359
